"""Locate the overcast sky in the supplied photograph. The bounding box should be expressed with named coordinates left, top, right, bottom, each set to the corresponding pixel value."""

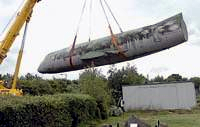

left=0, top=0, right=200, bottom=79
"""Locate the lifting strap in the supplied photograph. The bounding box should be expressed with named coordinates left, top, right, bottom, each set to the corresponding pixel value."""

left=108, top=25, right=126, bottom=57
left=99, top=0, right=126, bottom=57
left=103, top=0, right=123, bottom=33
left=69, top=35, right=77, bottom=68
left=88, top=0, right=93, bottom=44
left=69, top=0, right=87, bottom=68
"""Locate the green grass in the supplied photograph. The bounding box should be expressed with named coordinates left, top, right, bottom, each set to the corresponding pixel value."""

left=137, top=111, right=200, bottom=127
left=96, top=110, right=200, bottom=127
left=96, top=96, right=200, bottom=127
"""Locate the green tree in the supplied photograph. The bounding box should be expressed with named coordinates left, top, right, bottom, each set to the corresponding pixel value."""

left=108, top=64, right=146, bottom=104
left=79, top=67, right=111, bottom=119
left=151, top=75, right=165, bottom=83
left=24, top=73, right=42, bottom=80
left=166, top=74, right=183, bottom=82
left=191, top=77, right=200, bottom=94
left=20, top=79, right=54, bottom=95
left=19, top=77, right=78, bottom=95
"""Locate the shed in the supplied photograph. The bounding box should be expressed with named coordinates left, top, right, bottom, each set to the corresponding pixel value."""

left=122, top=82, right=196, bottom=110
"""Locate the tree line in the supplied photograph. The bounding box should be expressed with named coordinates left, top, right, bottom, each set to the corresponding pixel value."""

left=1, top=63, right=200, bottom=106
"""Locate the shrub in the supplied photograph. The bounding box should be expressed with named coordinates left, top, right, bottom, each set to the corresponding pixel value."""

left=19, top=79, right=79, bottom=96
left=79, top=68, right=111, bottom=119
left=0, top=94, right=97, bottom=127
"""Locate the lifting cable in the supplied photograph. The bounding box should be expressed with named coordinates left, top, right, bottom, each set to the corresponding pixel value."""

left=88, top=0, right=93, bottom=44
left=69, top=0, right=87, bottom=67
left=1, top=0, right=25, bottom=35
left=99, top=0, right=126, bottom=57
left=103, top=0, right=123, bottom=33
left=69, top=0, right=125, bottom=68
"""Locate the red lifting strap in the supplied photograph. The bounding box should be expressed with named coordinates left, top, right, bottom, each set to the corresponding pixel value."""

left=108, top=25, right=126, bottom=58
left=100, top=0, right=126, bottom=58
left=69, top=0, right=87, bottom=68
left=69, top=34, right=77, bottom=68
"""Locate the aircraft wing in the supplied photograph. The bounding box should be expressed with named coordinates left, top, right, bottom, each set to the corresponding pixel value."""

left=80, top=48, right=127, bottom=60
left=80, top=51, right=106, bottom=60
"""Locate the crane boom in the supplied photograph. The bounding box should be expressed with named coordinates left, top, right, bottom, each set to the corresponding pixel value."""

left=0, top=0, right=41, bottom=96
left=12, top=21, right=29, bottom=90
left=0, top=0, right=41, bottom=64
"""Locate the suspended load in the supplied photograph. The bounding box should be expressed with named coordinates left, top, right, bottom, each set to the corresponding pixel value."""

left=38, top=13, right=188, bottom=74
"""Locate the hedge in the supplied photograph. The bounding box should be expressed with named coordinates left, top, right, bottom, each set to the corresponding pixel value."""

left=0, top=94, right=97, bottom=127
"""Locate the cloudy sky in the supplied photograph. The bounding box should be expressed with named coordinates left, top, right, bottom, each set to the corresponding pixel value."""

left=0, top=0, right=200, bottom=79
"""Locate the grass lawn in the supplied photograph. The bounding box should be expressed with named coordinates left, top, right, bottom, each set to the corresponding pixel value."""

left=96, top=110, right=200, bottom=127
left=96, top=96, right=200, bottom=127
left=135, top=110, right=200, bottom=127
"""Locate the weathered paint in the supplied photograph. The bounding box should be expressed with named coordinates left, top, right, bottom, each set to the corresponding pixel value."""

left=122, top=82, right=196, bottom=110
left=38, top=13, right=188, bottom=73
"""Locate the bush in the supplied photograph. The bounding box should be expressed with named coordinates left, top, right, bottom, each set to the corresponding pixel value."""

left=19, top=79, right=79, bottom=96
left=0, top=94, right=97, bottom=127
left=79, top=68, right=111, bottom=120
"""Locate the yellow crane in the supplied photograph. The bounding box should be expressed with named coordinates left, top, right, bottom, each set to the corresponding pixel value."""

left=0, top=0, right=41, bottom=96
